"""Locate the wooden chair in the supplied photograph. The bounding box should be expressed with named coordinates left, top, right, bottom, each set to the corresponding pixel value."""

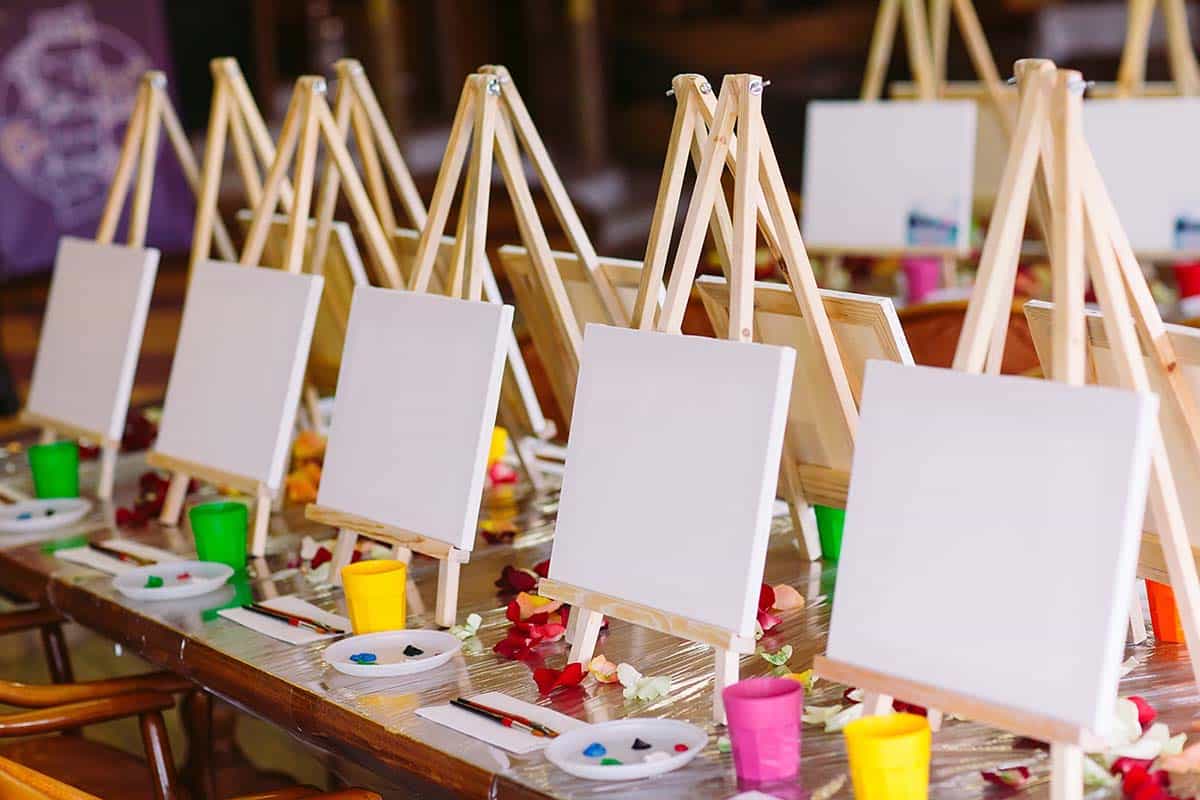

left=0, top=755, right=377, bottom=800
left=0, top=675, right=379, bottom=800
left=1, top=605, right=75, bottom=684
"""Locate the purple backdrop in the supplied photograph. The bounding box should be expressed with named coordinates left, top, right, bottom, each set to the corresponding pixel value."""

left=0, top=0, right=192, bottom=279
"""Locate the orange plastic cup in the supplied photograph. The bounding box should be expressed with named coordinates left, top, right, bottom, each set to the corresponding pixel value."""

left=1146, top=579, right=1185, bottom=643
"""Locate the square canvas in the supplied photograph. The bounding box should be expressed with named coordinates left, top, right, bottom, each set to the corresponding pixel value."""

left=316, top=288, right=513, bottom=552
left=827, top=361, right=1157, bottom=734
left=153, top=261, right=323, bottom=490
left=802, top=101, right=977, bottom=253
left=26, top=237, right=159, bottom=441
left=548, top=324, right=795, bottom=637
left=1024, top=300, right=1200, bottom=548
left=1085, top=98, right=1200, bottom=254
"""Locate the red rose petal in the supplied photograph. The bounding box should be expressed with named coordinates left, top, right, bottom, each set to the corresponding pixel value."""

left=495, top=565, right=538, bottom=593
left=757, top=608, right=781, bottom=633
left=309, top=547, right=332, bottom=569
left=533, top=559, right=550, bottom=578
left=1128, top=696, right=1158, bottom=731
left=1113, top=757, right=1156, bottom=777
left=981, top=766, right=1030, bottom=789
left=533, top=662, right=586, bottom=695
left=758, top=583, right=775, bottom=612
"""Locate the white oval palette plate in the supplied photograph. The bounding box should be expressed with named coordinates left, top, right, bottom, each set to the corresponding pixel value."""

left=323, top=630, right=461, bottom=677
left=545, top=718, right=708, bottom=781
left=113, top=561, right=234, bottom=602
left=0, top=498, right=92, bottom=534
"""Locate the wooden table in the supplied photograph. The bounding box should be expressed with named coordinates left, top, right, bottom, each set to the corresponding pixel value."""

left=0, top=450, right=1189, bottom=798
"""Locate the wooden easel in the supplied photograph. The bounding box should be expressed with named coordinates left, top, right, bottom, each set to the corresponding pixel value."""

left=1117, top=0, right=1200, bottom=97
left=23, top=69, right=236, bottom=500
left=631, top=73, right=859, bottom=560
left=815, top=69, right=1200, bottom=799
left=542, top=74, right=856, bottom=722
left=320, top=60, right=556, bottom=489
left=406, top=66, right=625, bottom=388
left=306, top=65, right=600, bottom=627
left=864, top=0, right=1010, bottom=129
left=151, top=74, right=402, bottom=558
left=952, top=59, right=1200, bottom=691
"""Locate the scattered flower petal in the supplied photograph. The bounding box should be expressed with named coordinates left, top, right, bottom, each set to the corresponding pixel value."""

left=981, top=765, right=1030, bottom=789
left=309, top=546, right=332, bottom=569
left=514, top=591, right=562, bottom=620
left=533, top=662, right=584, bottom=695
left=717, top=736, right=731, bottom=754
left=787, top=669, right=818, bottom=691
left=1128, top=696, right=1157, bottom=731
left=771, top=584, right=805, bottom=611
left=1082, top=756, right=1119, bottom=788
left=759, top=644, right=793, bottom=667
left=803, top=705, right=844, bottom=727
left=824, top=703, right=864, bottom=732
left=495, top=565, right=539, bottom=594
left=449, top=613, right=482, bottom=640
left=758, top=584, right=776, bottom=612
left=616, top=662, right=670, bottom=701
left=533, top=559, right=551, bottom=578
left=588, top=654, right=619, bottom=684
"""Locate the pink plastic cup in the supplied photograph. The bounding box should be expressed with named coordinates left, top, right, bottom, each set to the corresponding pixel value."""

left=903, top=258, right=942, bottom=304
left=722, top=677, right=803, bottom=782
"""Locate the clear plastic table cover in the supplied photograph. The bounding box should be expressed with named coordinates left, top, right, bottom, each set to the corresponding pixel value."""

left=2, top=449, right=1188, bottom=799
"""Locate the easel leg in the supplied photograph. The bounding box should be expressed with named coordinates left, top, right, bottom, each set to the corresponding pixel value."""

left=860, top=692, right=894, bottom=716
left=249, top=486, right=271, bottom=558
left=926, top=708, right=944, bottom=732
left=713, top=649, right=740, bottom=724
left=39, top=428, right=56, bottom=445
left=512, top=435, right=545, bottom=493
left=328, top=529, right=358, bottom=586
left=1049, top=743, right=1083, bottom=800
left=159, top=472, right=190, bottom=526
left=567, top=609, right=604, bottom=664
left=97, top=444, right=118, bottom=501
left=406, top=580, right=427, bottom=617
left=783, top=469, right=821, bottom=561
left=1129, top=579, right=1148, bottom=645
left=435, top=558, right=462, bottom=628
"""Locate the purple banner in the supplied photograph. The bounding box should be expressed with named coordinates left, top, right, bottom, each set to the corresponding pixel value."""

left=0, top=1, right=192, bottom=279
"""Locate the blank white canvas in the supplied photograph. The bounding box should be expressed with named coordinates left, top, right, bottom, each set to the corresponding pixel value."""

left=153, top=261, right=323, bottom=490
left=801, top=101, right=977, bottom=252
left=827, top=361, right=1156, bottom=734
left=1085, top=98, right=1200, bottom=254
left=26, top=237, right=159, bottom=442
left=316, top=288, right=512, bottom=552
left=1025, top=300, right=1200, bottom=548
left=549, top=324, right=795, bottom=637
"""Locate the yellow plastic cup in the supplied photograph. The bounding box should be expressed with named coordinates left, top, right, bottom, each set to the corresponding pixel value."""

left=488, top=426, right=509, bottom=467
left=340, top=560, right=408, bottom=634
left=843, top=713, right=931, bottom=800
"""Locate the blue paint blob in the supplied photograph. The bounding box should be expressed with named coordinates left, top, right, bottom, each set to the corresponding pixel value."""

left=16, top=513, right=31, bottom=521
left=582, top=742, right=606, bottom=758
left=349, top=652, right=377, bottom=664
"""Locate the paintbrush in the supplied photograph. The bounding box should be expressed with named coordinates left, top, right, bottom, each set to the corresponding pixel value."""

left=451, top=697, right=558, bottom=738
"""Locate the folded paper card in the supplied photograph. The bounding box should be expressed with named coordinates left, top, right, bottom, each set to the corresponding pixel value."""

left=416, top=691, right=586, bottom=754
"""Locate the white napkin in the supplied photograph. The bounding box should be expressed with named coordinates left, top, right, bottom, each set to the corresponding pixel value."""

left=416, top=691, right=587, bottom=754
left=55, top=539, right=183, bottom=575
left=218, top=596, right=350, bottom=644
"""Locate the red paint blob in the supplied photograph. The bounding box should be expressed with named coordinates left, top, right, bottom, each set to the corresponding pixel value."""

left=673, top=744, right=688, bottom=753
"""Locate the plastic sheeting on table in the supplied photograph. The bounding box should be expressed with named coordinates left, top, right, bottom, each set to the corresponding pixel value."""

left=10, top=452, right=1187, bottom=798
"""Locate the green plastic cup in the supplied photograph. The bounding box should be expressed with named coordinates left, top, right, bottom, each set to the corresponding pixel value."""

left=189, top=502, right=248, bottom=572
left=815, top=505, right=846, bottom=562
left=27, top=441, right=79, bottom=499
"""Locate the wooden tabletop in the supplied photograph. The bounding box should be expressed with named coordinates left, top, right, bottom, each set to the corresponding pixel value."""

left=3, top=451, right=1193, bottom=798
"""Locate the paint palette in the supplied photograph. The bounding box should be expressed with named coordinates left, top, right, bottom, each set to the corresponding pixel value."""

left=113, top=560, right=234, bottom=601
left=0, top=498, right=92, bottom=534
left=323, top=630, right=461, bottom=677
left=545, top=719, right=707, bottom=781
